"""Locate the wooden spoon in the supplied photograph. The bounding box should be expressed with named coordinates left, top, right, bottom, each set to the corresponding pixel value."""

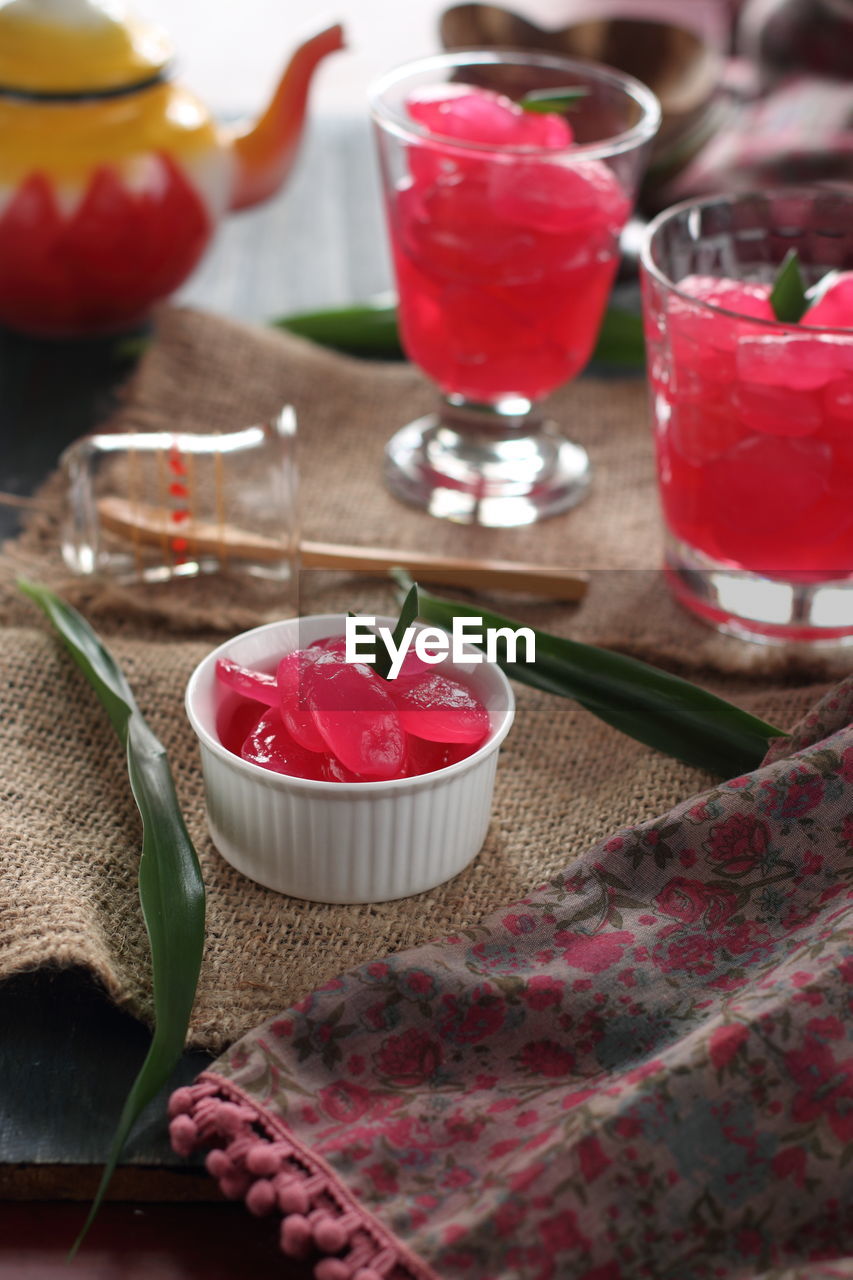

left=96, top=496, right=589, bottom=602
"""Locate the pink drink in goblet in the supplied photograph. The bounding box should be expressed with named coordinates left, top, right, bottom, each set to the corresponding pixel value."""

left=394, top=85, right=630, bottom=404
left=371, top=51, right=660, bottom=526
left=641, top=190, right=853, bottom=643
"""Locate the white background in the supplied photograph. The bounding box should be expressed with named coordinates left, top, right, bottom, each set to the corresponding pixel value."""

left=137, top=0, right=730, bottom=117
left=139, top=0, right=444, bottom=117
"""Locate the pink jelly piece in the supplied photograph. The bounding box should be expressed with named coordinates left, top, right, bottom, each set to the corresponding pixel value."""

left=397, top=177, right=533, bottom=286
left=215, top=656, right=278, bottom=707
left=241, top=709, right=329, bottom=780
left=667, top=276, right=775, bottom=388
left=736, top=332, right=853, bottom=391
left=523, top=110, right=575, bottom=149
left=308, top=634, right=349, bottom=654
left=825, top=376, right=853, bottom=423
left=676, top=274, right=775, bottom=321
left=395, top=648, right=439, bottom=680
left=216, top=694, right=265, bottom=758
left=304, top=658, right=405, bottom=779
left=669, top=397, right=749, bottom=466
left=802, top=271, right=853, bottom=329
left=389, top=671, right=490, bottom=744
left=309, top=634, right=440, bottom=678
left=490, top=158, right=629, bottom=237
left=396, top=173, right=618, bottom=392
left=393, top=75, right=621, bottom=404
left=732, top=380, right=823, bottom=438
left=276, top=650, right=327, bottom=753
left=399, top=735, right=478, bottom=777
left=407, top=84, right=572, bottom=150
left=706, top=435, right=832, bottom=564
left=323, top=754, right=371, bottom=783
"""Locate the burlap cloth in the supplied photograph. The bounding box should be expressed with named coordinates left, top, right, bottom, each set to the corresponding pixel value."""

left=1, top=307, right=850, bottom=1053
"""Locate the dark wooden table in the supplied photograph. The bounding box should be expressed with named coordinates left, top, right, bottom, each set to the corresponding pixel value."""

left=0, top=1202, right=309, bottom=1278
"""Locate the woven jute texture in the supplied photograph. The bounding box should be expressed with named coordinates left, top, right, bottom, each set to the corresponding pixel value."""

left=1, top=307, right=849, bottom=1052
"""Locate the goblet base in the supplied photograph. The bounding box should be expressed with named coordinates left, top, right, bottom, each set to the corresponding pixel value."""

left=384, top=399, right=591, bottom=527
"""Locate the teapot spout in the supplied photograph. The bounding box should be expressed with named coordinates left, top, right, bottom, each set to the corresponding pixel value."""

left=227, top=23, right=345, bottom=212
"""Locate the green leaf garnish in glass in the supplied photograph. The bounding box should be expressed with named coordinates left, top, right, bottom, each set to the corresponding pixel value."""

left=770, top=248, right=810, bottom=323
left=392, top=573, right=786, bottom=778
left=519, top=86, right=589, bottom=114
left=18, top=581, right=206, bottom=1256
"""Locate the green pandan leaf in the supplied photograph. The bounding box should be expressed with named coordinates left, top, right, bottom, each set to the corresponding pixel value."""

left=519, top=87, right=589, bottom=114
left=392, top=573, right=787, bottom=779
left=273, top=297, right=645, bottom=370
left=275, top=293, right=403, bottom=358
left=770, top=249, right=809, bottom=323
left=18, top=580, right=205, bottom=1256
left=374, top=583, right=419, bottom=680
left=590, top=306, right=645, bottom=367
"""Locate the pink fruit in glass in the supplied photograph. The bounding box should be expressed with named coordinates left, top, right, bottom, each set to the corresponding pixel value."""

left=643, top=189, right=853, bottom=639
left=667, top=276, right=774, bottom=387
left=241, top=709, right=329, bottom=780
left=731, top=381, right=822, bottom=438
left=736, top=333, right=853, bottom=391
left=704, top=435, right=832, bottom=567
left=388, top=86, right=629, bottom=404
left=675, top=274, right=775, bottom=321
left=803, top=272, right=853, bottom=328
left=652, top=269, right=853, bottom=580
left=825, top=377, right=853, bottom=424
left=374, top=52, right=658, bottom=527
left=669, top=397, right=749, bottom=466
left=215, top=656, right=278, bottom=706
left=490, top=158, right=627, bottom=238
left=389, top=671, right=489, bottom=744
left=407, top=84, right=572, bottom=149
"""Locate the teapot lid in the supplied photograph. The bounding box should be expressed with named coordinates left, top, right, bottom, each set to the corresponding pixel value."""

left=0, top=0, right=172, bottom=96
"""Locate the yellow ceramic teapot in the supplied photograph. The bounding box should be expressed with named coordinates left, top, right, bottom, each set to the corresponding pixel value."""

left=0, top=0, right=344, bottom=335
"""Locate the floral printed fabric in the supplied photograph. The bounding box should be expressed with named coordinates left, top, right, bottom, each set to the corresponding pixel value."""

left=172, top=679, right=853, bottom=1280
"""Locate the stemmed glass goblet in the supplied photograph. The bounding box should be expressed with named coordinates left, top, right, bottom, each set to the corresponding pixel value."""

left=370, top=49, right=660, bottom=526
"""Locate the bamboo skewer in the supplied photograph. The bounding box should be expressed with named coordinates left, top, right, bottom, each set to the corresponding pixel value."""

left=96, top=496, right=589, bottom=602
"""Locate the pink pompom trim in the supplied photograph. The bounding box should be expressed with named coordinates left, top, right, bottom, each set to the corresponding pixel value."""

left=169, top=1072, right=436, bottom=1280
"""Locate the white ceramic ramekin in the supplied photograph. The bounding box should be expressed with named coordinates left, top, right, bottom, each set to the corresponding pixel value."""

left=185, top=614, right=515, bottom=903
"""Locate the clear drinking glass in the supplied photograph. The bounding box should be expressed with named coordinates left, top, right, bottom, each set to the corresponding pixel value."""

left=370, top=50, right=660, bottom=527
left=640, top=189, right=853, bottom=644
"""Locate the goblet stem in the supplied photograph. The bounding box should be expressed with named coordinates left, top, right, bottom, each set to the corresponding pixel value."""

left=384, top=394, right=590, bottom=527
